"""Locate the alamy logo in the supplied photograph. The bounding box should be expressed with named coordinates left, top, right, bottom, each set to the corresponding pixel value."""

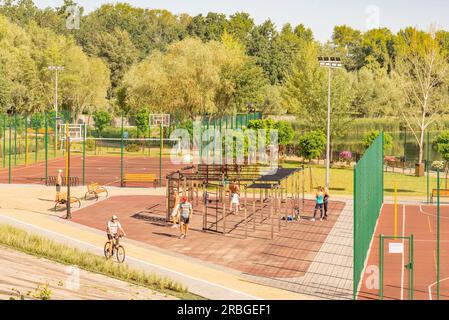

left=66, top=5, right=80, bottom=30
left=169, top=122, right=279, bottom=174
left=365, top=5, right=380, bottom=30
left=65, top=265, right=80, bottom=290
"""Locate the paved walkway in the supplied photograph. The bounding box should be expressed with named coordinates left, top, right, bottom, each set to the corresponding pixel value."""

left=244, top=199, right=353, bottom=300
left=0, top=246, right=175, bottom=300
left=0, top=184, right=313, bottom=300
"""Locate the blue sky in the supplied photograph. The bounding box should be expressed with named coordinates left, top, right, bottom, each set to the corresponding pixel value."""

left=33, top=0, right=449, bottom=42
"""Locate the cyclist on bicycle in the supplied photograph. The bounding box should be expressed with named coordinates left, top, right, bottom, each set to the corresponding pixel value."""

left=106, top=215, right=126, bottom=255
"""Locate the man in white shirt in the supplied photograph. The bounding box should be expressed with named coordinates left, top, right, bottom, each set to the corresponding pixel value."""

left=106, top=215, right=126, bottom=255
left=179, top=197, right=193, bottom=239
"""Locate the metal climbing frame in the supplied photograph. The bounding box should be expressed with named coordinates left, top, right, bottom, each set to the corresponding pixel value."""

left=166, top=164, right=304, bottom=239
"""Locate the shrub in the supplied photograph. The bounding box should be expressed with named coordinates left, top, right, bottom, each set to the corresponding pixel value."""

left=339, top=150, right=353, bottom=162
left=125, top=142, right=140, bottom=152
left=363, top=130, right=393, bottom=152
left=297, top=131, right=326, bottom=161
left=432, top=161, right=445, bottom=171
left=85, top=139, right=95, bottom=151
left=435, top=131, right=449, bottom=162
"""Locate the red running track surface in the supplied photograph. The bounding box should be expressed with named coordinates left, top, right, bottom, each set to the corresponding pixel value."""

left=358, top=203, right=449, bottom=300
left=0, top=155, right=187, bottom=187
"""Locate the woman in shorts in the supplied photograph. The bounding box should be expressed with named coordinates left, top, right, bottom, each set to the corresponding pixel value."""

left=312, top=186, right=325, bottom=222
left=171, top=191, right=180, bottom=228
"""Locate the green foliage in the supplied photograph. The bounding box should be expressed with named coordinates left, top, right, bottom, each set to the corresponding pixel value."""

left=282, top=41, right=354, bottom=139
left=122, top=37, right=268, bottom=120
left=93, top=110, right=112, bottom=136
left=363, top=130, right=393, bottom=152
left=134, top=109, right=149, bottom=137
left=0, top=224, right=200, bottom=300
left=125, top=142, right=140, bottom=153
left=85, top=138, right=95, bottom=151
left=435, top=131, right=449, bottom=162
left=297, top=130, right=326, bottom=160
left=273, top=121, right=295, bottom=146
left=1, top=2, right=449, bottom=135
left=247, top=118, right=275, bottom=144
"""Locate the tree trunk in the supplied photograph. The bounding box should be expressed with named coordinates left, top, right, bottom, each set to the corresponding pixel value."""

left=418, top=127, right=425, bottom=164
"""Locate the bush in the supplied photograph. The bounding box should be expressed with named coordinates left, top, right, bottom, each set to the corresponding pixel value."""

left=85, top=139, right=95, bottom=151
left=432, top=161, right=445, bottom=171
left=435, top=131, right=449, bottom=162
left=339, top=150, right=353, bottom=162
left=125, top=142, right=140, bottom=152
left=297, top=131, right=326, bottom=161
left=93, top=110, right=113, bottom=137
left=363, top=130, right=393, bottom=152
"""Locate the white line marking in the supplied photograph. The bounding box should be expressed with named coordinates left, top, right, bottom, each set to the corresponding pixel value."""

left=428, top=277, right=449, bottom=300
left=0, top=214, right=261, bottom=300
left=419, top=204, right=449, bottom=220
left=401, top=204, right=406, bottom=300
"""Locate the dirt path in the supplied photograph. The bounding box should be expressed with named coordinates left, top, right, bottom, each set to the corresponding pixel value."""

left=0, top=246, right=176, bottom=300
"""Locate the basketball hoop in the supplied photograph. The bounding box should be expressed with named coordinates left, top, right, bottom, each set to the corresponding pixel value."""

left=149, top=114, right=170, bottom=128
left=58, top=123, right=85, bottom=142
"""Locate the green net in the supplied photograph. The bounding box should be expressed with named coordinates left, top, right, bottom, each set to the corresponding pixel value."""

left=353, top=132, right=384, bottom=299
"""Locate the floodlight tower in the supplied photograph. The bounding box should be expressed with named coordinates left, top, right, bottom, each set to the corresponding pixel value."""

left=318, top=57, right=343, bottom=189
left=48, top=65, right=64, bottom=153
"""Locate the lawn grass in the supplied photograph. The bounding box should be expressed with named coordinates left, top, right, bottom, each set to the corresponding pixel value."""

left=0, top=224, right=204, bottom=300
left=282, top=160, right=437, bottom=197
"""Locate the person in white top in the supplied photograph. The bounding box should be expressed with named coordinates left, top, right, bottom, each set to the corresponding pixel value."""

left=170, top=191, right=181, bottom=228
left=230, top=192, right=240, bottom=215
left=55, top=169, right=63, bottom=201
left=179, top=197, right=193, bottom=239
left=106, top=215, right=126, bottom=255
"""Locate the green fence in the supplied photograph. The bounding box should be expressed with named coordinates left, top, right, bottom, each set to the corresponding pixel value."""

left=201, top=112, right=262, bottom=130
left=353, top=133, right=384, bottom=299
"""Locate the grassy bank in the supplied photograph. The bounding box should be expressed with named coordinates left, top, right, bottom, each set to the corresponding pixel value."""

left=282, top=160, right=437, bottom=197
left=0, top=224, right=204, bottom=300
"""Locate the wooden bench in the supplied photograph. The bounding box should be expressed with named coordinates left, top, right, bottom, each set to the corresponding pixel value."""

left=54, top=192, right=81, bottom=211
left=85, top=182, right=108, bottom=201
left=122, top=173, right=158, bottom=187
left=431, top=189, right=449, bottom=203
left=385, top=160, right=413, bottom=174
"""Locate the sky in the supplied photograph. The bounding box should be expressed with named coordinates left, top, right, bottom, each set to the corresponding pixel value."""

left=33, top=0, right=449, bottom=42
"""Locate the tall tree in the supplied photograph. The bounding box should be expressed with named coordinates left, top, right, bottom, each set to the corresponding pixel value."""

left=394, top=27, right=449, bottom=164
left=282, top=41, right=354, bottom=139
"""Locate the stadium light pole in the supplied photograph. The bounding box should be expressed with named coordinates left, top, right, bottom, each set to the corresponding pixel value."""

left=318, top=57, right=343, bottom=189
left=48, top=65, right=64, bottom=155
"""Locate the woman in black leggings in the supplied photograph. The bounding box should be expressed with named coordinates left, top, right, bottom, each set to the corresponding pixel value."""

left=323, top=188, right=330, bottom=220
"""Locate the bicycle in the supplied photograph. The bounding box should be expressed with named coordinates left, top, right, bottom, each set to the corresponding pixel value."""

left=104, top=234, right=126, bottom=263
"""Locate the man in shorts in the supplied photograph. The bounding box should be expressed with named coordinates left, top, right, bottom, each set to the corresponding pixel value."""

left=55, top=169, right=63, bottom=202
left=106, top=215, right=126, bottom=255
left=170, top=191, right=180, bottom=228
left=179, top=197, right=193, bottom=239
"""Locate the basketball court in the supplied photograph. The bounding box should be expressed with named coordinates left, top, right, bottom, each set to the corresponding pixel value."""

left=358, top=203, right=449, bottom=300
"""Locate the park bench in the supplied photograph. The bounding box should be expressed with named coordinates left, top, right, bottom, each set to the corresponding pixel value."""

left=54, top=192, right=81, bottom=211
left=122, top=173, right=158, bottom=187
left=431, top=189, right=449, bottom=203
left=385, top=160, right=413, bottom=174
left=85, top=182, right=108, bottom=201
left=46, top=176, right=80, bottom=187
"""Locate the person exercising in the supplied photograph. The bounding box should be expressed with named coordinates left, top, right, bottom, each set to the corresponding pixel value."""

left=229, top=180, right=240, bottom=215
left=106, top=215, right=126, bottom=255
left=179, top=197, right=193, bottom=239
left=55, top=169, right=63, bottom=202
left=171, top=191, right=181, bottom=228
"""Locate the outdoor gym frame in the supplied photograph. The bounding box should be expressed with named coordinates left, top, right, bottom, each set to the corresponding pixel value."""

left=166, top=164, right=305, bottom=240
